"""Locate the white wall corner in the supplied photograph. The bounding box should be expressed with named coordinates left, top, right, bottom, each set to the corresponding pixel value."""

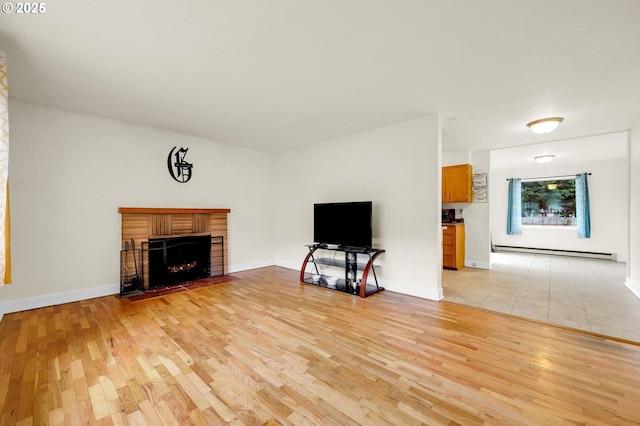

left=274, top=259, right=302, bottom=272
left=228, top=259, right=276, bottom=274
left=464, top=260, right=492, bottom=269
left=0, top=283, right=120, bottom=316
left=625, top=277, right=640, bottom=300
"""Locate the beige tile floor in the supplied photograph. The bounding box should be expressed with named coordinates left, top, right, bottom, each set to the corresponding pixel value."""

left=442, top=251, right=640, bottom=343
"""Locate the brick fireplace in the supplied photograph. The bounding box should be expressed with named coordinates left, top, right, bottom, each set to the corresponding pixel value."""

left=118, top=207, right=230, bottom=295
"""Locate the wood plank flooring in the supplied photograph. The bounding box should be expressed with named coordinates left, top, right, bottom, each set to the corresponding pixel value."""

left=1, top=266, right=640, bottom=425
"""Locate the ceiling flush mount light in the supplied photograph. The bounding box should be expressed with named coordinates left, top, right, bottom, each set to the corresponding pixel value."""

left=527, top=117, right=564, bottom=134
left=534, top=154, right=555, bottom=164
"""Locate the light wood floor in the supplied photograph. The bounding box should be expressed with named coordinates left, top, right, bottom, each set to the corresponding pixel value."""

left=1, top=266, right=640, bottom=425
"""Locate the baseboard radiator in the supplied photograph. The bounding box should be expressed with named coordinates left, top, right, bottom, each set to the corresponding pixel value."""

left=493, top=245, right=616, bottom=261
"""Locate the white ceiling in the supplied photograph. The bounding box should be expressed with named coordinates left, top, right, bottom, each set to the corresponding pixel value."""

left=490, top=132, right=629, bottom=171
left=1, top=0, right=640, bottom=154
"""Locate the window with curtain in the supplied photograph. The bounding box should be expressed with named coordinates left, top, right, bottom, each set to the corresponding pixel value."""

left=507, top=174, right=590, bottom=239
left=0, top=51, right=11, bottom=284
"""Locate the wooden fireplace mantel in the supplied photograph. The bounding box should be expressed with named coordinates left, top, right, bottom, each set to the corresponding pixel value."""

left=118, top=207, right=231, bottom=215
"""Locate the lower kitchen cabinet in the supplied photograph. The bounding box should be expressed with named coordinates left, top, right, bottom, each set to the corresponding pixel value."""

left=443, top=223, right=465, bottom=270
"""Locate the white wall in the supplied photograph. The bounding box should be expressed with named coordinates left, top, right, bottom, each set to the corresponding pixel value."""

left=490, top=152, right=628, bottom=261
left=627, top=122, right=640, bottom=297
left=0, top=100, right=275, bottom=311
left=463, top=150, right=491, bottom=268
left=274, top=115, right=444, bottom=300
left=442, top=149, right=470, bottom=167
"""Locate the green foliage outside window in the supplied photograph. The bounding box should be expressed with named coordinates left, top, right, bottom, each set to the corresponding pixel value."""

left=521, top=179, right=576, bottom=225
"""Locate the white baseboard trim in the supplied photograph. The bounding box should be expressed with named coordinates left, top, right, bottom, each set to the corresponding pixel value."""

left=384, top=281, right=443, bottom=301
left=0, top=308, right=3, bottom=323
left=464, top=260, right=492, bottom=269
left=625, top=277, right=640, bottom=300
left=0, top=283, right=120, bottom=317
left=493, top=245, right=615, bottom=260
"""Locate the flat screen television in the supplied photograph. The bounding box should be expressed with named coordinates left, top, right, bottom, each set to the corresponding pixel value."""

left=314, top=201, right=372, bottom=248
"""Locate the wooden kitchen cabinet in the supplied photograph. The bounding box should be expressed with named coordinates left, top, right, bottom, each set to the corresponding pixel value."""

left=442, top=223, right=465, bottom=270
left=442, top=164, right=473, bottom=203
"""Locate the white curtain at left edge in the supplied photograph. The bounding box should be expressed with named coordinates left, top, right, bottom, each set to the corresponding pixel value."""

left=0, top=51, right=11, bottom=284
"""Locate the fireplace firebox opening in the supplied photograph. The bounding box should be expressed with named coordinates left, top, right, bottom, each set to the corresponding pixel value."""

left=148, top=235, right=211, bottom=288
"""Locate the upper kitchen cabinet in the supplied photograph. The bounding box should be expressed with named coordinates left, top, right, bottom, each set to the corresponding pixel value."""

left=442, top=164, right=473, bottom=203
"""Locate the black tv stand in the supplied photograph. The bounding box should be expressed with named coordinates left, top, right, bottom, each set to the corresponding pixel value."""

left=299, top=244, right=385, bottom=298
